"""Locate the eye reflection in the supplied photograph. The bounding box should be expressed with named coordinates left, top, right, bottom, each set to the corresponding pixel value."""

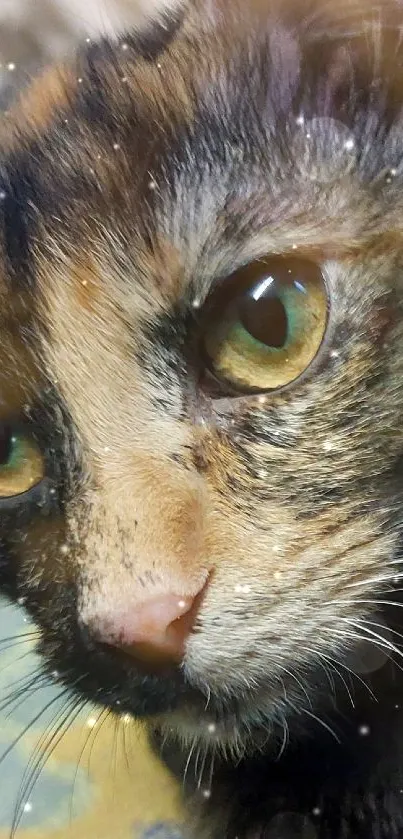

left=200, top=256, right=328, bottom=394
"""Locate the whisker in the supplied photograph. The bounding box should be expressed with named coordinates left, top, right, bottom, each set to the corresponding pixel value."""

left=342, top=619, right=403, bottom=661
left=0, top=634, right=40, bottom=653
left=85, top=707, right=111, bottom=779
left=301, top=646, right=355, bottom=707
left=183, top=737, right=197, bottom=787
left=1, top=674, right=49, bottom=717
left=0, top=649, right=40, bottom=678
left=277, top=716, right=289, bottom=761
left=69, top=703, right=104, bottom=822
left=194, top=745, right=201, bottom=784
left=299, top=708, right=340, bottom=743
left=197, top=746, right=208, bottom=790
left=120, top=715, right=131, bottom=774
left=12, top=694, right=85, bottom=836
left=207, top=747, right=215, bottom=791
left=280, top=666, right=312, bottom=709
left=0, top=674, right=86, bottom=772
left=345, top=573, right=403, bottom=589
left=331, top=627, right=403, bottom=674
left=110, top=713, right=120, bottom=803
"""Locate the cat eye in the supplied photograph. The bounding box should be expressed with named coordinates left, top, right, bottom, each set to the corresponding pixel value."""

left=201, top=256, right=328, bottom=394
left=0, top=426, right=45, bottom=497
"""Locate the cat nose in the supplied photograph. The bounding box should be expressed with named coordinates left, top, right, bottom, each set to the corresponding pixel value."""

left=86, top=583, right=207, bottom=665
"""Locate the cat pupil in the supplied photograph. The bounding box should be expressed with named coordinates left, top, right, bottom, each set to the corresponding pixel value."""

left=241, top=287, right=288, bottom=349
left=0, top=427, right=12, bottom=466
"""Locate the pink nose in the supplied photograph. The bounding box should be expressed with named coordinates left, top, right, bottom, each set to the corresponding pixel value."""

left=88, top=584, right=207, bottom=666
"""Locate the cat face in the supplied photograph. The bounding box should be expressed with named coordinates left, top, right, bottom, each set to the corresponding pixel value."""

left=1, top=0, right=403, bottom=752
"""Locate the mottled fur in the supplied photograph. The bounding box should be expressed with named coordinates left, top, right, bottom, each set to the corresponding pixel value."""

left=2, top=0, right=403, bottom=836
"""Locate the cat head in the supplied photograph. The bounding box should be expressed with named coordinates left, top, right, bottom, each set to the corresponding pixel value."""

left=0, top=0, right=403, bottom=753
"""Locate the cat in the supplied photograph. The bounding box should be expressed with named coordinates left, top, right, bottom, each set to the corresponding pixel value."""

left=2, top=0, right=403, bottom=836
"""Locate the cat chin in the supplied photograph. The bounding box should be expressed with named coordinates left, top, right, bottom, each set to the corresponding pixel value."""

left=154, top=704, right=282, bottom=758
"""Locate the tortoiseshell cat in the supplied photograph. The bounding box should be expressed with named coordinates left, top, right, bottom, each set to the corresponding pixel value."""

left=2, top=0, right=403, bottom=836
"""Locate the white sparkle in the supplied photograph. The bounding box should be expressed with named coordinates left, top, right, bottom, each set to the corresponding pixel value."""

left=87, top=717, right=98, bottom=729
left=113, top=143, right=120, bottom=151
left=60, top=544, right=69, bottom=555
left=157, top=63, right=162, bottom=70
left=395, top=704, right=400, bottom=710
left=122, top=76, right=128, bottom=83
left=296, top=114, right=305, bottom=126
left=148, top=179, right=157, bottom=190
left=78, top=77, right=83, bottom=84
left=390, top=168, right=397, bottom=176
left=0, top=191, right=6, bottom=201
left=178, top=600, right=187, bottom=609
left=305, top=132, right=311, bottom=139
left=49, top=488, right=56, bottom=496
left=81, top=279, right=88, bottom=286
left=23, top=802, right=33, bottom=813
left=17, top=597, right=26, bottom=606
left=122, top=713, right=132, bottom=724
left=359, top=724, right=370, bottom=736
left=252, top=277, right=274, bottom=302
left=202, top=789, right=211, bottom=799
left=121, top=43, right=129, bottom=51
left=104, top=446, right=110, bottom=453
left=7, top=62, right=16, bottom=72
left=235, top=584, right=252, bottom=594
left=312, top=807, right=321, bottom=817
left=292, top=243, right=298, bottom=250
left=85, top=37, right=91, bottom=44
left=257, top=395, right=267, bottom=405
left=51, top=670, right=59, bottom=679
left=192, top=297, right=201, bottom=309
left=322, top=441, right=333, bottom=451
left=344, top=137, right=355, bottom=151
left=207, top=723, right=216, bottom=733
left=330, top=349, right=339, bottom=359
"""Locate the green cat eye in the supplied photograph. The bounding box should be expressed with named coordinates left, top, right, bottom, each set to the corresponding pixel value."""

left=0, top=427, right=45, bottom=497
left=201, top=256, right=328, bottom=394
